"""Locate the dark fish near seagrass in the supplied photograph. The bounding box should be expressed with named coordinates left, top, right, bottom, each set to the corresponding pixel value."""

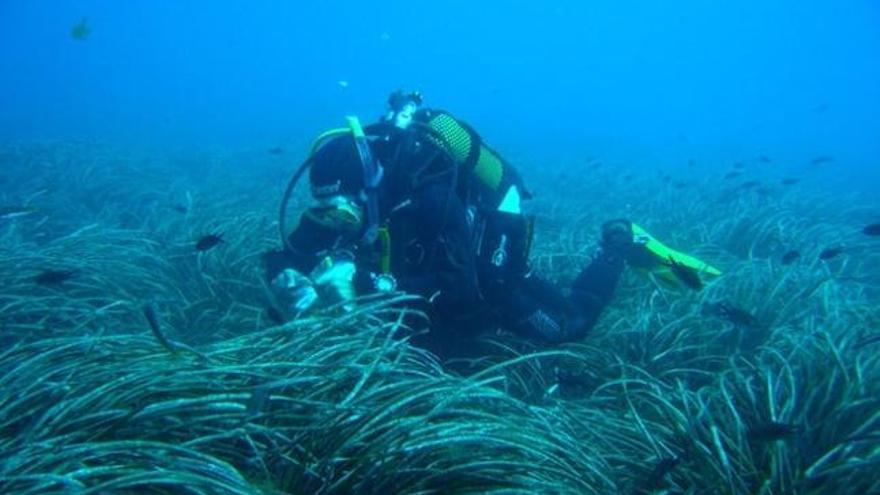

left=142, top=302, right=178, bottom=355
left=170, top=204, right=188, bottom=214
left=740, top=180, right=760, bottom=190
left=757, top=155, right=772, bottom=163
left=266, top=306, right=285, bottom=326
left=854, top=333, right=880, bottom=348
left=863, top=223, right=880, bottom=236
left=0, top=205, right=39, bottom=220
left=733, top=162, right=746, bottom=169
left=195, top=234, right=224, bottom=251
left=640, top=455, right=681, bottom=491
left=781, top=250, right=801, bottom=265
left=268, top=147, right=284, bottom=155
left=34, top=269, right=78, bottom=285
left=666, top=256, right=703, bottom=291
left=811, top=155, right=834, bottom=165
left=781, top=178, right=800, bottom=186
left=748, top=421, right=800, bottom=441
left=819, top=247, right=844, bottom=261
left=555, top=369, right=596, bottom=389
left=724, top=171, right=742, bottom=180
left=706, top=302, right=763, bottom=328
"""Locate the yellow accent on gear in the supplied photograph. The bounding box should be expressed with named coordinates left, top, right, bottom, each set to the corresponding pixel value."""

left=310, top=127, right=350, bottom=155
left=307, top=117, right=365, bottom=157
left=427, top=113, right=472, bottom=163
left=629, top=223, right=722, bottom=290
left=344, top=116, right=366, bottom=138
left=377, top=226, right=391, bottom=274
left=426, top=113, right=506, bottom=192
left=475, top=145, right=504, bottom=190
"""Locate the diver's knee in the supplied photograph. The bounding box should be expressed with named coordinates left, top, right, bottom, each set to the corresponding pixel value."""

left=514, top=309, right=592, bottom=344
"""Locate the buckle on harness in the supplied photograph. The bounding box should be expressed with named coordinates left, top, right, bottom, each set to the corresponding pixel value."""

left=491, top=234, right=508, bottom=267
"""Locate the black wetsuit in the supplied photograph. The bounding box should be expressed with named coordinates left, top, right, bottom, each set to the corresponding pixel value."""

left=264, top=115, right=624, bottom=352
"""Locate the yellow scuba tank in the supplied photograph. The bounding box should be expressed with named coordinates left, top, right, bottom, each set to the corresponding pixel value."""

left=627, top=223, right=721, bottom=291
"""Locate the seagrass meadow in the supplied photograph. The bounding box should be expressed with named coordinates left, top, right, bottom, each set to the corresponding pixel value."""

left=1, top=140, right=878, bottom=494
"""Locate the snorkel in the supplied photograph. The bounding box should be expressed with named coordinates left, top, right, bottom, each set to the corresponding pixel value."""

left=347, top=116, right=382, bottom=244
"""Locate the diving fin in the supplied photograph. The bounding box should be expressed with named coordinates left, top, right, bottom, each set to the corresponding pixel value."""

left=627, top=223, right=721, bottom=291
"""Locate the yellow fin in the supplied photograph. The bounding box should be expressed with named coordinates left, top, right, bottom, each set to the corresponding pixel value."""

left=629, top=223, right=721, bottom=290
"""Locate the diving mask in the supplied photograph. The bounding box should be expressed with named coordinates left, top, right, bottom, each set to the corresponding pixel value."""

left=385, top=90, right=423, bottom=129
left=305, top=195, right=364, bottom=232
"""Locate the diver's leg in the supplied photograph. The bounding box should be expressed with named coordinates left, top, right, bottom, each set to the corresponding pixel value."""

left=502, top=248, right=625, bottom=344
left=500, top=274, right=573, bottom=344
left=565, top=219, right=632, bottom=338
left=502, top=220, right=632, bottom=344
left=566, top=249, right=626, bottom=339
left=569, top=220, right=633, bottom=338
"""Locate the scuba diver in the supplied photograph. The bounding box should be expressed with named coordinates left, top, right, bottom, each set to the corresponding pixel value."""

left=264, top=91, right=720, bottom=354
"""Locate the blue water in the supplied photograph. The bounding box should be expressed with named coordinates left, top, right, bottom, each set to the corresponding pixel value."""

left=1, top=1, right=878, bottom=189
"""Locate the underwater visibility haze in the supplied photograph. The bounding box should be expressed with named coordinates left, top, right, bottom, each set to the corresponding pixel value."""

left=1, top=1, right=879, bottom=494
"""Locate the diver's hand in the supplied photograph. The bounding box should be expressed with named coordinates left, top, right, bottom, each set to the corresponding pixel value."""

left=271, top=268, right=319, bottom=316
left=311, top=258, right=357, bottom=310
left=600, top=219, right=635, bottom=259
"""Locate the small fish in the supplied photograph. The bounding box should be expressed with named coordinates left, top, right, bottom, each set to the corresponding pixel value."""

left=672, top=181, right=688, bottom=190
left=0, top=205, right=39, bottom=220
left=170, top=204, right=188, bottom=214
left=757, top=155, right=772, bottom=163
left=266, top=306, right=285, bottom=326
left=740, top=180, right=760, bottom=190
left=70, top=18, right=91, bottom=41
left=555, top=369, right=595, bottom=389
left=781, top=250, right=801, bottom=265
left=34, top=269, right=78, bottom=285
left=781, top=178, right=800, bottom=186
left=641, top=456, right=681, bottom=490
left=853, top=333, right=880, bottom=348
left=811, top=155, right=834, bottom=165
left=268, top=147, right=284, bottom=155
left=587, top=160, right=602, bottom=170
left=733, top=162, right=746, bottom=169
left=707, top=302, right=763, bottom=328
left=862, top=223, right=880, bottom=236
left=724, top=171, right=742, bottom=180
left=142, top=302, right=178, bottom=355
left=195, top=234, right=224, bottom=252
left=819, top=247, right=844, bottom=261
left=748, top=421, right=800, bottom=441
left=666, top=256, right=703, bottom=291
left=687, top=159, right=696, bottom=167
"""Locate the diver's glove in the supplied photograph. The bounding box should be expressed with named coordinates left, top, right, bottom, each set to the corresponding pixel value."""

left=271, top=268, right=319, bottom=316
left=599, top=219, right=635, bottom=265
left=310, top=256, right=357, bottom=311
